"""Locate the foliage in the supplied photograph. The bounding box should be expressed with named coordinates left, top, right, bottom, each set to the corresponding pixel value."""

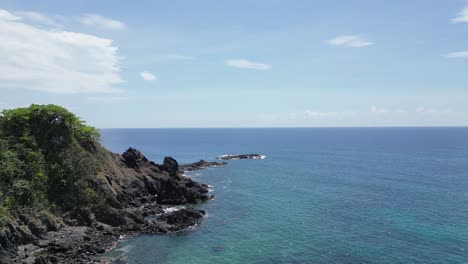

left=0, top=206, right=11, bottom=228
left=0, top=104, right=102, bottom=216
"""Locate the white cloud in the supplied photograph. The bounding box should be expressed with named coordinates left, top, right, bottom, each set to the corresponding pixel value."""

left=0, top=9, right=21, bottom=21
left=445, top=51, right=468, bottom=58
left=15, top=11, right=57, bottom=26
left=304, top=110, right=355, bottom=119
left=225, top=59, right=272, bottom=70
left=167, top=54, right=195, bottom=60
left=328, top=35, right=374, bottom=48
left=452, top=6, right=468, bottom=23
left=79, top=14, right=125, bottom=30
left=140, top=71, right=157, bottom=81
left=0, top=9, right=123, bottom=94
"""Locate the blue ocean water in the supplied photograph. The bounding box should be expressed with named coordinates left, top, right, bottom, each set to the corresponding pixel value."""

left=100, top=128, right=468, bottom=264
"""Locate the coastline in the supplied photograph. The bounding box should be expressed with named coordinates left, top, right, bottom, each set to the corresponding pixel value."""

left=1, top=147, right=227, bottom=264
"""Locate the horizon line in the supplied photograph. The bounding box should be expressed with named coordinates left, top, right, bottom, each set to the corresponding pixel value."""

left=98, top=125, right=468, bottom=130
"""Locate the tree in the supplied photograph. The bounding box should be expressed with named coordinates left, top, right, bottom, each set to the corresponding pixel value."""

left=0, top=104, right=101, bottom=211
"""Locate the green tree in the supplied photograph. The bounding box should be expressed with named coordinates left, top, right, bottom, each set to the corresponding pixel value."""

left=0, top=104, right=102, bottom=212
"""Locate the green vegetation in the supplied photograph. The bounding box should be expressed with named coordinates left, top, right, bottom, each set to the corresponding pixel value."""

left=0, top=104, right=102, bottom=225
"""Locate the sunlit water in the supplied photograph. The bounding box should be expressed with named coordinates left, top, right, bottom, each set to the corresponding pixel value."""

left=100, top=128, right=468, bottom=264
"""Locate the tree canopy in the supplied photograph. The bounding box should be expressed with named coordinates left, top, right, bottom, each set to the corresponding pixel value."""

left=0, top=104, right=101, bottom=217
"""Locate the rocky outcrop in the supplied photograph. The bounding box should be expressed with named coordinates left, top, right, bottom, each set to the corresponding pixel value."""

left=180, top=160, right=228, bottom=171
left=217, top=154, right=265, bottom=160
left=94, top=147, right=211, bottom=208
left=159, top=208, right=206, bottom=231
left=1, top=146, right=222, bottom=263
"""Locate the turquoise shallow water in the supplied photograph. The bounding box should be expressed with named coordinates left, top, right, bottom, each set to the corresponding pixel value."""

left=100, top=128, right=468, bottom=264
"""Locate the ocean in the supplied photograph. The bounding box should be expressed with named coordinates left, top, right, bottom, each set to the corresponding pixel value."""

left=100, top=128, right=468, bottom=264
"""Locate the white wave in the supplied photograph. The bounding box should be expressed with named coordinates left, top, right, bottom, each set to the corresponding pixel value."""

left=207, top=184, right=215, bottom=192
left=260, top=155, right=267, bottom=160
left=163, top=205, right=185, bottom=213
left=116, top=244, right=134, bottom=254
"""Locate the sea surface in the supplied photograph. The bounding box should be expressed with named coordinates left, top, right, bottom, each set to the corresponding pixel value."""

left=100, top=128, right=468, bottom=264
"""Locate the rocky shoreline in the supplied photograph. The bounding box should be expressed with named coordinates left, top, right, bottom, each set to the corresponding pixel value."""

left=0, top=147, right=227, bottom=264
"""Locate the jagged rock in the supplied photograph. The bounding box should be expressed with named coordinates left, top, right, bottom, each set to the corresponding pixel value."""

left=122, top=147, right=148, bottom=168
left=160, top=208, right=205, bottom=231
left=161, top=157, right=179, bottom=176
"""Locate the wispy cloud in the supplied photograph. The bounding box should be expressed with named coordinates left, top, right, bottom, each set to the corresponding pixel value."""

left=167, top=54, right=195, bottom=60
left=328, top=35, right=373, bottom=48
left=452, top=6, right=468, bottom=23
left=79, top=14, right=125, bottom=30
left=140, top=71, right=157, bottom=81
left=445, top=51, right=468, bottom=58
left=0, top=9, right=123, bottom=94
left=0, top=9, right=21, bottom=20
left=225, top=59, right=272, bottom=70
left=370, top=106, right=448, bottom=114
left=415, top=107, right=451, bottom=114
left=14, top=11, right=57, bottom=26
left=304, top=110, right=355, bottom=119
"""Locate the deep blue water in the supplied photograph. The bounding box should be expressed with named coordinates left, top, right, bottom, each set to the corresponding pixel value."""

left=100, top=128, right=468, bottom=264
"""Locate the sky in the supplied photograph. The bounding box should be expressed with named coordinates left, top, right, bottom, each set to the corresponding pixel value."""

left=0, top=0, right=468, bottom=128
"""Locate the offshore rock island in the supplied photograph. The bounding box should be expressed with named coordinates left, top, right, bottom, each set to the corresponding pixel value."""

left=0, top=105, right=226, bottom=263
left=217, top=154, right=266, bottom=160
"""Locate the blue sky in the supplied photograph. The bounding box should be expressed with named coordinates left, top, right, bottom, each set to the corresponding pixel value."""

left=0, top=0, right=467, bottom=128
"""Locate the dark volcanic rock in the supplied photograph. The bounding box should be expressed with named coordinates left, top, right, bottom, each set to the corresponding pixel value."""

left=217, top=154, right=265, bottom=160
left=122, top=147, right=148, bottom=168
left=180, top=160, right=228, bottom=171
left=160, top=157, right=179, bottom=176
left=159, top=208, right=205, bottom=231
left=96, top=147, right=211, bottom=208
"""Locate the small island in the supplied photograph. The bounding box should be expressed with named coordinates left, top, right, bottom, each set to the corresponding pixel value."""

left=0, top=105, right=225, bottom=263
left=217, top=154, right=266, bottom=160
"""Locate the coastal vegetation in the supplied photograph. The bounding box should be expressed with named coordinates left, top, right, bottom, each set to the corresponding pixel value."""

left=0, top=104, right=101, bottom=226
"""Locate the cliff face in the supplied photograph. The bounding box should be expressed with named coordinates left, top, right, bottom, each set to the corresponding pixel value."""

left=0, top=146, right=215, bottom=263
